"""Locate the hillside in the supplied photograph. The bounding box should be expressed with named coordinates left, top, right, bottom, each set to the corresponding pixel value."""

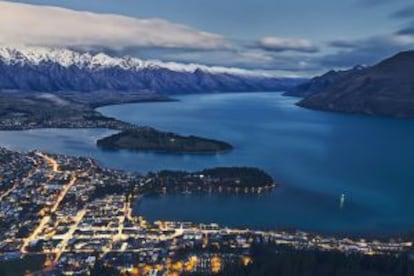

left=284, top=65, right=365, bottom=97
left=298, top=51, right=414, bottom=118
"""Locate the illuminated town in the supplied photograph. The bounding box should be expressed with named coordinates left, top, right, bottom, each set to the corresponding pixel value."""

left=0, top=147, right=412, bottom=275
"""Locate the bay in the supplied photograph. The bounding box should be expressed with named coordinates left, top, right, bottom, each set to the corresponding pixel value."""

left=1, top=92, right=414, bottom=234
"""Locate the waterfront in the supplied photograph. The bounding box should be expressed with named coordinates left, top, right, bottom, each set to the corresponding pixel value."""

left=1, top=92, right=414, bottom=234
left=0, top=147, right=411, bottom=275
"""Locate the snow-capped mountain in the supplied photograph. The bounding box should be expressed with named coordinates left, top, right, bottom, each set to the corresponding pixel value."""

left=0, top=47, right=302, bottom=94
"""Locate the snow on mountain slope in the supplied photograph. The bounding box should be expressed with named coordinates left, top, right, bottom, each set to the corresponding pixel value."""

left=0, top=47, right=303, bottom=93
left=0, top=47, right=266, bottom=76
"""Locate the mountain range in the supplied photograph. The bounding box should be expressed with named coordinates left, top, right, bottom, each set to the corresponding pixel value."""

left=0, top=47, right=302, bottom=94
left=3, top=47, right=413, bottom=118
left=297, top=51, right=414, bottom=118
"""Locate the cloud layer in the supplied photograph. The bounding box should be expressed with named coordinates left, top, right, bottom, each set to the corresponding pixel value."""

left=357, top=0, right=401, bottom=7
left=0, top=1, right=226, bottom=50
left=1, top=0, right=412, bottom=77
left=392, top=5, right=414, bottom=18
left=258, top=37, right=318, bottom=53
left=321, top=33, right=414, bottom=68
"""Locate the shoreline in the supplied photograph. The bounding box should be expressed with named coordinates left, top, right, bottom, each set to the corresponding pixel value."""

left=133, top=191, right=413, bottom=240
left=1, top=92, right=414, bottom=240
left=0, top=92, right=235, bottom=154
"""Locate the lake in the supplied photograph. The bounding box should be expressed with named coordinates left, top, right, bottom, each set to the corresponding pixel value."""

left=1, top=92, right=414, bottom=234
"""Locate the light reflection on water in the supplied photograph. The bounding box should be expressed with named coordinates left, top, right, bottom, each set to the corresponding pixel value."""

left=1, top=92, right=414, bottom=234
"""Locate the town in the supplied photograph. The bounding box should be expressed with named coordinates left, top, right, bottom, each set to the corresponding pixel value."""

left=0, top=147, right=412, bottom=275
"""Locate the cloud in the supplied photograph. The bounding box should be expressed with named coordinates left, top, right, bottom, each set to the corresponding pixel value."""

left=0, top=1, right=227, bottom=50
left=392, top=5, right=414, bottom=18
left=257, top=37, right=319, bottom=53
left=318, top=34, right=414, bottom=68
left=395, top=20, right=414, bottom=35
left=0, top=0, right=320, bottom=77
left=357, top=0, right=398, bottom=7
left=160, top=48, right=319, bottom=74
left=397, top=26, right=414, bottom=35
left=328, top=40, right=359, bottom=49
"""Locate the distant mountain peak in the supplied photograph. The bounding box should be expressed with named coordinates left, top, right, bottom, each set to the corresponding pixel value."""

left=352, top=64, right=366, bottom=71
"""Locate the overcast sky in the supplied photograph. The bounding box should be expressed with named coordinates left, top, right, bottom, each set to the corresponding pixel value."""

left=2, top=0, right=414, bottom=76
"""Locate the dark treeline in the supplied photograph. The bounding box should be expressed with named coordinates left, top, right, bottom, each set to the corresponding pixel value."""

left=200, top=167, right=274, bottom=188
left=0, top=255, right=46, bottom=276
left=153, top=167, right=274, bottom=194
left=220, top=244, right=414, bottom=276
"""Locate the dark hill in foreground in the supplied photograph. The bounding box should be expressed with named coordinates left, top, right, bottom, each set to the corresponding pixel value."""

left=298, top=51, right=414, bottom=118
left=284, top=65, right=365, bottom=98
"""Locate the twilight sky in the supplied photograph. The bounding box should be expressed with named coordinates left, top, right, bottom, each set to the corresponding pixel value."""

left=2, top=0, right=414, bottom=76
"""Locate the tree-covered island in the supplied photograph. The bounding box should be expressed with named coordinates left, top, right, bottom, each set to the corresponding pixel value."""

left=96, top=128, right=233, bottom=154
left=147, top=167, right=275, bottom=194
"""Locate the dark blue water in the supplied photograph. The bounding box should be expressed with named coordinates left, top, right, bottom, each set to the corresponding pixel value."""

left=1, top=92, right=414, bottom=234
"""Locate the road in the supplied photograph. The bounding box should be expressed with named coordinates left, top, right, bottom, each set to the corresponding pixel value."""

left=21, top=153, right=77, bottom=253
left=36, top=152, right=60, bottom=173
left=50, top=175, right=77, bottom=213
left=53, top=209, right=86, bottom=263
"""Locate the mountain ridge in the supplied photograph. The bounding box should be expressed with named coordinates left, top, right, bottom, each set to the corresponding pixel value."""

left=284, top=65, right=366, bottom=98
left=298, top=51, right=414, bottom=118
left=0, top=47, right=270, bottom=75
left=0, top=47, right=303, bottom=94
